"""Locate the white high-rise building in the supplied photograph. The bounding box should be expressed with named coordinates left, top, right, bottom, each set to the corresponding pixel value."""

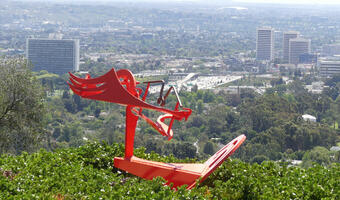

left=26, top=38, right=79, bottom=74
left=283, top=31, right=299, bottom=63
left=256, top=27, right=274, bottom=61
left=289, top=38, right=310, bottom=64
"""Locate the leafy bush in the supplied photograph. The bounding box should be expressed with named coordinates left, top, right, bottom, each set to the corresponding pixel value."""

left=0, top=142, right=339, bottom=199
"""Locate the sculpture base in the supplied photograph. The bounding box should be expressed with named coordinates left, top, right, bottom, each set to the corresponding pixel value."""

left=114, top=134, right=246, bottom=189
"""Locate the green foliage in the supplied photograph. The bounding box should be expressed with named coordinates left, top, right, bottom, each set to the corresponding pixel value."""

left=250, top=155, right=269, bottom=164
left=325, top=74, right=340, bottom=87
left=204, top=160, right=339, bottom=200
left=203, top=141, right=215, bottom=155
left=35, top=71, right=59, bottom=79
left=302, top=146, right=331, bottom=168
left=235, top=93, right=339, bottom=161
left=35, top=65, right=339, bottom=165
left=0, top=142, right=338, bottom=199
left=0, top=58, right=46, bottom=154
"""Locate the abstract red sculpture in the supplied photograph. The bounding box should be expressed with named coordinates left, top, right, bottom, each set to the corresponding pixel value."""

left=68, top=68, right=246, bottom=189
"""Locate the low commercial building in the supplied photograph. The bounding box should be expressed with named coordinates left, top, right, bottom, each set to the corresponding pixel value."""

left=319, top=59, right=340, bottom=77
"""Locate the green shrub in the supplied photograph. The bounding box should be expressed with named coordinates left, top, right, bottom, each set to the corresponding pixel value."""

left=0, top=142, right=339, bottom=199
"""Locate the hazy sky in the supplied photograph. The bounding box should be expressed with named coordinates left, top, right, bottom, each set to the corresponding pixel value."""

left=234, top=0, right=340, bottom=4
left=14, top=0, right=340, bottom=5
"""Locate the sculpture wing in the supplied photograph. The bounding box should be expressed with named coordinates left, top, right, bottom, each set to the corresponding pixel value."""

left=68, top=68, right=191, bottom=120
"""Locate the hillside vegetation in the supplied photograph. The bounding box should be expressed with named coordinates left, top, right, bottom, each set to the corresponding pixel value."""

left=1, top=58, right=340, bottom=199
left=0, top=142, right=339, bottom=199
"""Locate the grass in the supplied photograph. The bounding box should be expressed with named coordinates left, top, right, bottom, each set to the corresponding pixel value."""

left=136, top=75, right=168, bottom=83
left=36, top=73, right=59, bottom=79
left=219, top=77, right=269, bottom=88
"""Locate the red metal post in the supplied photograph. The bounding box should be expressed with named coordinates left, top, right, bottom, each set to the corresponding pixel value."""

left=124, top=106, right=139, bottom=158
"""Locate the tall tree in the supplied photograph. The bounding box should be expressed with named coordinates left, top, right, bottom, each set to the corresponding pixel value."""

left=0, top=57, right=46, bottom=154
left=203, top=141, right=215, bottom=155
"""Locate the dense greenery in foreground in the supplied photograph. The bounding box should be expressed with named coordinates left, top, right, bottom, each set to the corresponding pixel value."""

left=0, top=142, right=339, bottom=199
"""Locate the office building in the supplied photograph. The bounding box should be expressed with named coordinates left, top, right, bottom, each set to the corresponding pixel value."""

left=283, top=31, right=299, bottom=63
left=319, top=57, right=340, bottom=77
left=26, top=38, right=79, bottom=74
left=289, top=38, right=310, bottom=64
left=256, top=27, right=274, bottom=61
left=299, top=53, right=317, bottom=64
